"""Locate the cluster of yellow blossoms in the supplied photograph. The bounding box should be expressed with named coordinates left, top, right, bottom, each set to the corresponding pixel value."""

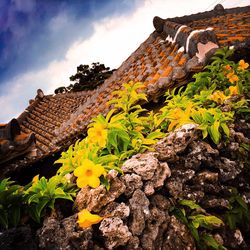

left=74, top=123, right=108, bottom=228
left=210, top=60, right=249, bottom=104
left=73, top=122, right=109, bottom=228
left=73, top=122, right=108, bottom=189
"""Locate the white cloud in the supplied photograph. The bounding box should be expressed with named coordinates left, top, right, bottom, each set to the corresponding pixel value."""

left=1, top=0, right=249, bottom=122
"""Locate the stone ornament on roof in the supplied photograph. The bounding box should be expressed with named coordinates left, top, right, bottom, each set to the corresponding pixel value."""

left=153, top=17, right=219, bottom=67
left=0, top=119, right=36, bottom=164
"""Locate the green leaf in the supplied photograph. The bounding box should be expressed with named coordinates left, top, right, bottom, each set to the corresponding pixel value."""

left=9, top=206, right=20, bottom=228
left=179, top=200, right=202, bottom=210
left=100, top=176, right=110, bottom=191
left=191, top=220, right=200, bottom=229
left=189, top=224, right=200, bottom=242
left=226, top=212, right=236, bottom=230
left=192, top=112, right=203, bottom=124
left=29, top=199, right=49, bottom=223
left=240, top=143, right=250, bottom=152
left=0, top=210, right=8, bottom=229
left=209, top=121, right=220, bottom=144
left=197, top=124, right=208, bottom=139
left=235, top=195, right=248, bottom=210
left=146, top=131, right=165, bottom=140
left=54, top=188, right=74, bottom=201
left=96, top=154, right=119, bottom=165
left=105, top=109, right=116, bottom=123
left=28, top=194, right=40, bottom=204
left=189, top=214, right=223, bottom=229
left=202, top=234, right=227, bottom=250
left=220, top=123, right=230, bottom=137
left=203, top=112, right=214, bottom=123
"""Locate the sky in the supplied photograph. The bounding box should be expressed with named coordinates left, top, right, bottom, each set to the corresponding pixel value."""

left=0, top=0, right=249, bottom=122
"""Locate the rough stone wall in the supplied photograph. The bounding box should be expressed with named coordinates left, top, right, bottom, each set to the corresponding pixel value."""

left=37, top=123, right=250, bottom=249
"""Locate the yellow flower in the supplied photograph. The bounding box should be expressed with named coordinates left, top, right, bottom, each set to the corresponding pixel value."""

left=210, top=91, right=228, bottom=104
left=223, top=64, right=232, bottom=71
left=229, top=86, right=238, bottom=96
left=88, top=123, right=108, bottom=148
left=32, top=175, right=39, bottom=184
left=238, top=59, right=249, bottom=70
left=73, top=159, right=106, bottom=188
left=226, top=71, right=239, bottom=84
left=77, top=209, right=103, bottom=229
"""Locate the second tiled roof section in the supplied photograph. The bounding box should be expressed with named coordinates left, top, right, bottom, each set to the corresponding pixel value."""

left=12, top=90, right=93, bottom=167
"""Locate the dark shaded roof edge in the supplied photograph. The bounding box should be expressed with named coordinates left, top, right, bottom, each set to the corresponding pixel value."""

left=166, top=4, right=250, bottom=24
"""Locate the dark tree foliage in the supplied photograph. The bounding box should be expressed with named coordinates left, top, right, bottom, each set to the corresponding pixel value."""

left=55, top=63, right=115, bottom=94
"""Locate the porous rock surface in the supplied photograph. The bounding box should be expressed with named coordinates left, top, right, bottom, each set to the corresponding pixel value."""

left=37, top=124, right=250, bottom=249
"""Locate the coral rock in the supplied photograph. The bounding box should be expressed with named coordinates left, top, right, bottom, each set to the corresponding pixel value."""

left=74, top=178, right=126, bottom=213
left=100, top=202, right=130, bottom=219
left=38, top=215, right=93, bottom=250
left=201, top=197, right=230, bottom=209
left=121, top=173, right=143, bottom=197
left=154, top=124, right=199, bottom=162
left=193, top=171, right=219, bottom=185
left=162, top=216, right=196, bottom=250
left=144, top=161, right=171, bottom=195
left=99, top=217, right=132, bottom=249
left=0, top=226, right=36, bottom=250
left=129, top=189, right=150, bottom=235
left=184, top=141, right=219, bottom=170
left=122, top=152, right=159, bottom=180
left=215, top=157, right=243, bottom=182
left=141, top=206, right=169, bottom=250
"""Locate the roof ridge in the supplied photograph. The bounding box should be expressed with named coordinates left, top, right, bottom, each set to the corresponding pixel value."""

left=16, top=87, right=93, bottom=123
left=153, top=18, right=218, bottom=62
left=166, top=4, right=250, bottom=24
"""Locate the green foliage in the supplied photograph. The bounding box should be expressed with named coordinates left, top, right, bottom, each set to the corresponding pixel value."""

left=0, top=175, right=77, bottom=229
left=24, top=175, right=77, bottom=223
left=158, top=47, right=249, bottom=143
left=225, top=188, right=250, bottom=230
left=191, top=107, right=233, bottom=144
left=56, top=82, right=165, bottom=188
left=172, top=199, right=226, bottom=250
left=0, top=178, right=23, bottom=229
left=185, top=47, right=249, bottom=96
left=159, top=92, right=233, bottom=144
left=106, top=82, right=164, bottom=160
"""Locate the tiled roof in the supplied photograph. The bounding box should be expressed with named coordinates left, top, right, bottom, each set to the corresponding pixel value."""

left=1, top=4, right=250, bottom=177
left=0, top=119, right=36, bottom=165
left=167, top=4, right=250, bottom=48
left=0, top=89, right=94, bottom=177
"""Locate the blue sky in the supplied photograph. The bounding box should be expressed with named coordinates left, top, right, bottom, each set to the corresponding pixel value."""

left=0, top=0, right=138, bottom=84
left=0, top=0, right=249, bottom=122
